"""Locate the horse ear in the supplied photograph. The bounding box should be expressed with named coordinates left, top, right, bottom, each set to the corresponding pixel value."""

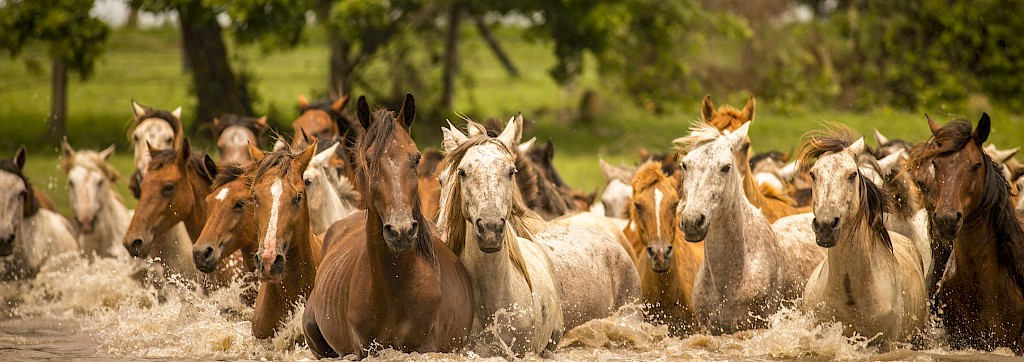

left=357, top=95, right=371, bottom=130
left=313, top=142, right=339, bottom=166
left=513, top=113, right=524, bottom=145
left=639, top=148, right=650, bottom=161
left=741, top=94, right=756, bottom=123
left=14, top=146, right=26, bottom=170
left=298, top=94, right=310, bottom=108
left=248, top=142, right=265, bottom=162
left=178, top=138, right=192, bottom=164
left=331, top=95, right=350, bottom=112
left=542, top=140, right=555, bottom=162
left=442, top=120, right=469, bottom=153
left=974, top=112, right=991, bottom=145
left=926, top=113, right=941, bottom=135
left=701, top=94, right=716, bottom=122
left=518, top=137, right=537, bottom=154
left=397, top=93, right=415, bottom=129
left=872, top=128, right=890, bottom=146
left=496, top=116, right=518, bottom=150
left=847, top=137, right=866, bottom=155
left=61, top=140, right=76, bottom=160
left=726, top=121, right=751, bottom=148
left=131, top=99, right=148, bottom=120
left=295, top=139, right=318, bottom=173
left=599, top=158, right=615, bottom=181
left=99, top=144, right=116, bottom=160
left=256, top=115, right=268, bottom=127
left=171, top=106, right=182, bottom=121
left=778, top=161, right=798, bottom=181
left=876, top=149, right=905, bottom=175
left=203, top=154, right=218, bottom=180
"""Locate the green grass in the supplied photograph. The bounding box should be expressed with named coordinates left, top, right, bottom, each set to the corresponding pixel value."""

left=3, top=25, right=1023, bottom=217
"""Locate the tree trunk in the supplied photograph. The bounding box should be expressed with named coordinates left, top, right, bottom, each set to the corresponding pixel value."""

left=440, top=1, right=462, bottom=111
left=48, top=56, right=67, bottom=141
left=126, top=3, right=139, bottom=28
left=177, top=0, right=252, bottom=131
left=318, top=0, right=352, bottom=97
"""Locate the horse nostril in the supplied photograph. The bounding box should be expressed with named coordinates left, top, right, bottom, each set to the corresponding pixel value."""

left=408, top=221, right=419, bottom=238
left=131, top=239, right=143, bottom=248
left=271, top=254, right=286, bottom=274
left=475, top=219, right=484, bottom=230
left=646, top=246, right=655, bottom=256
left=697, top=214, right=706, bottom=226
left=665, top=245, right=673, bottom=256
left=202, top=246, right=215, bottom=260
left=831, top=217, right=840, bottom=228
left=384, top=224, right=397, bottom=238
left=955, top=212, right=962, bottom=221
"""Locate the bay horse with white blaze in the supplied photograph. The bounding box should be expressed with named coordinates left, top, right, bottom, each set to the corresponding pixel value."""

left=303, top=94, right=474, bottom=359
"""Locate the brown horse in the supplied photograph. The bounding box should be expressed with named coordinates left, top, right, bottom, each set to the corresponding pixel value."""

left=417, top=148, right=443, bottom=220
left=628, top=161, right=704, bottom=336
left=192, top=162, right=258, bottom=305
left=212, top=114, right=267, bottom=164
left=910, top=113, right=1024, bottom=353
left=692, top=94, right=801, bottom=222
left=243, top=142, right=323, bottom=340
left=303, top=94, right=474, bottom=359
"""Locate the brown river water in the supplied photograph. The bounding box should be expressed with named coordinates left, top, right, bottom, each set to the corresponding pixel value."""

left=0, top=253, right=1017, bottom=361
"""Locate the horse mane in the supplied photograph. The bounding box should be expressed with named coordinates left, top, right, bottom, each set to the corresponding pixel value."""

left=127, top=109, right=182, bottom=143
left=798, top=126, right=893, bottom=252
left=212, top=162, right=248, bottom=189
left=0, top=159, right=39, bottom=217
left=631, top=161, right=665, bottom=192
left=357, top=108, right=435, bottom=261
left=148, top=148, right=214, bottom=183
left=212, top=114, right=267, bottom=137
left=438, top=135, right=537, bottom=288
left=872, top=138, right=915, bottom=158
left=59, top=151, right=123, bottom=184
left=673, top=120, right=723, bottom=153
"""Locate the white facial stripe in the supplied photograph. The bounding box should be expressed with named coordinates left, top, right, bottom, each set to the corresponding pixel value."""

left=654, top=188, right=664, bottom=240
left=215, top=187, right=230, bottom=201
left=262, top=179, right=283, bottom=262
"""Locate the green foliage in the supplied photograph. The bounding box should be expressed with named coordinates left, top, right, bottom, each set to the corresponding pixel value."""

left=212, top=0, right=313, bottom=51
left=0, top=0, right=109, bottom=80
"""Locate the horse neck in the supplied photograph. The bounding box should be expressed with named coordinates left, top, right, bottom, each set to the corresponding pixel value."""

left=183, top=170, right=210, bottom=240
left=312, top=172, right=346, bottom=228
left=823, top=215, right=886, bottom=283
left=91, top=186, right=132, bottom=244
left=459, top=220, right=518, bottom=313
left=703, top=175, right=777, bottom=280
left=150, top=222, right=196, bottom=276
left=364, top=205, right=421, bottom=296
left=954, top=206, right=1003, bottom=274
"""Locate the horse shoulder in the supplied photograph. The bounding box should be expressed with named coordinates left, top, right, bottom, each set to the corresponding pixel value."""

left=37, top=210, right=78, bottom=255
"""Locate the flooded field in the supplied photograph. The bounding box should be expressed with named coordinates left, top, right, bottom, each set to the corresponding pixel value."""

left=0, top=253, right=1015, bottom=361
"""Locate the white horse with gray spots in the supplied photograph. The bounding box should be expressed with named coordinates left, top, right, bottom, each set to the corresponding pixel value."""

left=0, top=147, right=78, bottom=278
left=60, top=142, right=130, bottom=259
left=677, top=121, right=824, bottom=334
left=303, top=142, right=360, bottom=235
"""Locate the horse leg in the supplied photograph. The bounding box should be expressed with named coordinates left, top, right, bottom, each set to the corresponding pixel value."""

left=302, top=305, right=338, bottom=359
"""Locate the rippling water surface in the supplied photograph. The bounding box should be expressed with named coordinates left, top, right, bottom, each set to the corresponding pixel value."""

left=0, top=253, right=1015, bottom=361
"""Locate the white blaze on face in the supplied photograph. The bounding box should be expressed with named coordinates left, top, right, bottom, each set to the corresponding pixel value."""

left=653, top=188, right=664, bottom=240
left=261, top=179, right=283, bottom=263
left=214, top=187, right=229, bottom=202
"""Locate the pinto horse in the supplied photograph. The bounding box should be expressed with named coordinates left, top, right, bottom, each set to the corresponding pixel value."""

left=799, top=133, right=926, bottom=345
left=910, top=113, right=1024, bottom=353
left=243, top=142, right=323, bottom=339
left=212, top=114, right=267, bottom=164
left=628, top=161, right=704, bottom=336
left=303, top=94, right=474, bottom=359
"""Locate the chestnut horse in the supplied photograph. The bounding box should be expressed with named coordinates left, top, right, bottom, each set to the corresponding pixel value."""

left=303, top=94, right=474, bottom=359
left=212, top=114, right=267, bottom=164
left=244, top=142, right=323, bottom=340
left=417, top=149, right=443, bottom=219
left=628, top=161, right=704, bottom=336
left=192, top=162, right=258, bottom=306
left=910, top=113, right=1024, bottom=353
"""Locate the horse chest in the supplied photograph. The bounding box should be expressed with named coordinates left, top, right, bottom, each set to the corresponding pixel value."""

left=940, top=264, right=1024, bottom=348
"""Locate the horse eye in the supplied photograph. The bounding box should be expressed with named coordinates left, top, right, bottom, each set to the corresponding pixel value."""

left=508, top=167, right=517, bottom=178
left=18, top=191, right=26, bottom=200
left=720, top=164, right=732, bottom=173
left=634, top=202, right=643, bottom=211
left=972, top=162, right=982, bottom=171
left=96, top=180, right=103, bottom=187
left=680, top=162, right=688, bottom=171
left=233, top=200, right=245, bottom=211
left=304, top=178, right=312, bottom=187
left=848, top=172, right=857, bottom=181
left=133, top=135, right=140, bottom=142
left=458, top=168, right=467, bottom=178
left=164, top=137, right=173, bottom=145
left=162, top=182, right=175, bottom=196
left=68, top=180, right=75, bottom=188
left=809, top=172, right=816, bottom=181
left=413, top=154, right=421, bottom=165
left=293, top=192, right=303, bottom=205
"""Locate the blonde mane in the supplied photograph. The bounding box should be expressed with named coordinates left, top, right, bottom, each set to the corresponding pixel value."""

left=673, top=120, right=724, bottom=153
left=60, top=151, right=123, bottom=184
left=438, top=134, right=538, bottom=289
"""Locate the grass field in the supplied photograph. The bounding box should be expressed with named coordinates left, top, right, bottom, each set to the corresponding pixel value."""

left=2, top=25, right=1022, bottom=217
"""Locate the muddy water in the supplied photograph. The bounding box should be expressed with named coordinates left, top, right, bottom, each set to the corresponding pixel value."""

left=0, top=253, right=1015, bottom=361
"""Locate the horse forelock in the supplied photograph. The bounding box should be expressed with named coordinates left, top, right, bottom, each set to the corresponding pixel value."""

left=796, top=124, right=858, bottom=171
left=61, top=151, right=122, bottom=183
left=674, top=120, right=724, bottom=153
left=631, top=161, right=666, bottom=192
left=907, top=120, right=973, bottom=171
left=212, top=162, right=248, bottom=189
left=128, top=110, right=181, bottom=142
left=708, top=105, right=747, bottom=130
left=148, top=148, right=213, bottom=183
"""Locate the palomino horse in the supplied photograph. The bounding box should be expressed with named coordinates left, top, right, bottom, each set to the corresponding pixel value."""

left=799, top=133, right=926, bottom=345
left=677, top=121, right=824, bottom=334
left=628, top=161, right=704, bottom=336
left=911, top=114, right=1024, bottom=352
left=303, top=94, right=474, bottom=359
left=60, top=142, right=130, bottom=259
left=192, top=162, right=258, bottom=305
left=445, top=116, right=641, bottom=331
left=0, top=147, right=78, bottom=279
left=303, top=141, right=360, bottom=235
left=212, top=114, right=267, bottom=164
left=122, top=139, right=222, bottom=283
left=438, top=118, right=563, bottom=357
left=128, top=99, right=183, bottom=199
left=243, top=142, right=323, bottom=339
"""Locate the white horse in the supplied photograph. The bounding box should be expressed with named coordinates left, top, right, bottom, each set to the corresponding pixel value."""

left=0, top=147, right=78, bottom=278
left=303, top=142, right=360, bottom=235
left=438, top=118, right=564, bottom=357
left=596, top=158, right=636, bottom=220
left=129, top=99, right=182, bottom=176
left=444, top=117, right=641, bottom=332
left=677, top=121, right=824, bottom=334
left=856, top=149, right=932, bottom=276
left=60, top=142, right=130, bottom=259
left=801, top=136, right=927, bottom=344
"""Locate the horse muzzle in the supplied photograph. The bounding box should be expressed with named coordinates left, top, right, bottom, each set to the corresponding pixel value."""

left=192, top=245, right=222, bottom=274
left=383, top=220, right=419, bottom=253
left=932, top=211, right=963, bottom=241
left=680, top=213, right=708, bottom=242
left=124, top=237, right=151, bottom=258
left=646, top=244, right=673, bottom=273
left=812, top=217, right=840, bottom=248
left=76, top=215, right=97, bottom=234
left=475, top=218, right=506, bottom=253
left=0, top=234, right=14, bottom=257
left=257, top=252, right=287, bottom=281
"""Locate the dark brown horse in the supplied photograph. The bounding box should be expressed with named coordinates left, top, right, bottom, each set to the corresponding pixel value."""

left=910, top=113, right=1024, bottom=353
left=243, top=142, right=323, bottom=340
left=303, top=94, right=474, bottom=359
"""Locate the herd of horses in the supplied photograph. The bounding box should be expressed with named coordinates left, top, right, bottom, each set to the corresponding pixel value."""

left=1, top=92, right=1023, bottom=358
